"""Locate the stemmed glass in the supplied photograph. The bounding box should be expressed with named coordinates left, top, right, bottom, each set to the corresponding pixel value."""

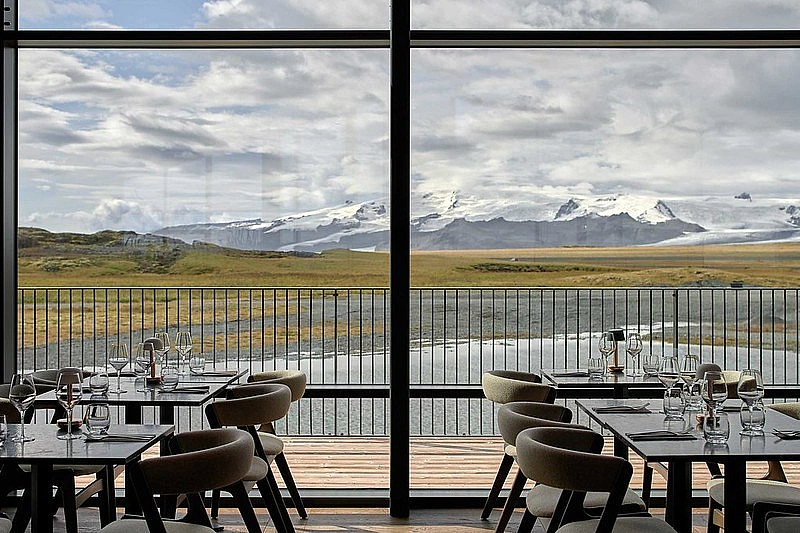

left=154, top=332, right=170, bottom=366
left=9, top=373, right=36, bottom=442
left=134, top=343, right=154, bottom=391
left=625, top=332, right=643, bottom=377
left=701, top=370, right=729, bottom=412
left=108, top=343, right=129, bottom=394
left=657, top=355, right=681, bottom=389
left=598, top=332, right=614, bottom=367
left=175, top=332, right=193, bottom=375
left=681, top=354, right=701, bottom=411
left=738, top=369, right=766, bottom=435
left=56, top=368, right=83, bottom=440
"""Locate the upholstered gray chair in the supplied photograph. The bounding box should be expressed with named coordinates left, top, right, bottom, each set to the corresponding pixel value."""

left=205, top=382, right=296, bottom=533
left=705, top=401, right=800, bottom=533
left=247, top=369, right=307, bottom=519
left=752, top=502, right=800, bottom=533
left=99, top=427, right=255, bottom=533
left=481, top=370, right=556, bottom=522
left=515, top=426, right=676, bottom=533
left=498, top=402, right=646, bottom=533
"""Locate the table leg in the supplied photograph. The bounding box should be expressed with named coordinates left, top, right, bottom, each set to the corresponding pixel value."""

left=125, top=405, right=142, bottom=424
left=665, top=461, right=692, bottom=533
left=30, top=463, right=54, bottom=533
left=159, top=404, right=177, bottom=519
left=723, top=461, right=747, bottom=533
left=613, top=436, right=629, bottom=459
left=124, top=457, right=142, bottom=516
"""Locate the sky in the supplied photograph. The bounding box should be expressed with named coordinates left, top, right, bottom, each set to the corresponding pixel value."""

left=16, top=1, right=800, bottom=233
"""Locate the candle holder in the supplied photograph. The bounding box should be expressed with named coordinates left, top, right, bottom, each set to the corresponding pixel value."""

left=607, top=328, right=626, bottom=373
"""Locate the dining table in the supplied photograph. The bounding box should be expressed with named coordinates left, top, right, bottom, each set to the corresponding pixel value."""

left=576, top=398, right=800, bottom=533
left=542, top=369, right=665, bottom=399
left=0, top=423, right=173, bottom=533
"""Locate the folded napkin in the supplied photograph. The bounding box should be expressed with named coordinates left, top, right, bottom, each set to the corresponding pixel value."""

left=626, top=430, right=696, bottom=441
left=593, top=404, right=651, bottom=414
left=773, top=429, right=800, bottom=440
left=170, top=385, right=210, bottom=393
left=200, top=370, right=238, bottom=377
left=85, top=433, right=156, bottom=442
left=551, top=371, right=590, bottom=377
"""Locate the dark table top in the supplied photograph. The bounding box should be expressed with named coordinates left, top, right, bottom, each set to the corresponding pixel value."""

left=0, top=423, right=173, bottom=464
left=37, top=377, right=229, bottom=407
left=576, top=399, right=800, bottom=462
left=543, top=369, right=665, bottom=388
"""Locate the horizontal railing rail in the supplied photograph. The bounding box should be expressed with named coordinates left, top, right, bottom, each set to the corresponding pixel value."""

left=17, top=286, right=800, bottom=435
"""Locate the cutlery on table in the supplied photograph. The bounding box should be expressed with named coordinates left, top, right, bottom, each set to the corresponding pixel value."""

left=84, top=433, right=156, bottom=442
left=773, top=429, right=800, bottom=439
left=625, top=430, right=696, bottom=441
left=551, top=371, right=590, bottom=377
left=158, top=386, right=210, bottom=394
left=593, top=402, right=651, bottom=413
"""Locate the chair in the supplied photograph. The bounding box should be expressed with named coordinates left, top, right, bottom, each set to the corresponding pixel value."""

left=752, top=502, right=800, bottom=533
left=481, top=370, right=556, bottom=521
left=247, top=369, right=307, bottom=519
left=515, top=426, right=676, bottom=533
left=99, top=427, right=255, bottom=533
left=205, top=382, right=296, bottom=533
left=0, top=380, right=115, bottom=533
left=705, top=401, right=800, bottom=533
left=498, top=402, right=646, bottom=533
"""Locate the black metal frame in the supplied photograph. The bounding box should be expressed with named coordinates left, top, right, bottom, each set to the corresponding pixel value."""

left=3, top=1, right=800, bottom=516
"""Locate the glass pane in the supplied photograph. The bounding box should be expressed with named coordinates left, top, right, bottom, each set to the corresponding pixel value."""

left=412, top=1, right=800, bottom=29
left=20, top=0, right=390, bottom=30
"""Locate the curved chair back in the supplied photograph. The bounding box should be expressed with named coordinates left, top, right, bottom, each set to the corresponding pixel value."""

left=141, top=428, right=254, bottom=495
left=248, top=370, right=306, bottom=403
left=516, top=426, right=632, bottom=532
left=206, top=383, right=292, bottom=429
left=497, top=402, right=580, bottom=447
left=482, top=370, right=555, bottom=404
left=696, top=363, right=740, bottom=399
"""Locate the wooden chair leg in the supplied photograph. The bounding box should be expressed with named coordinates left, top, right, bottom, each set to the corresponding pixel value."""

left=708, top=498, right=722, bottom=533
left=267, top=467, right=295, bottom=533
left=481, top=453, right=514, bottom=520
left=494, top=468, right=526, bottom=533
left=11, top=489, right=31, bottom=533
left=97, top=466, right=115, bottom=527
left=517, top=509, right=537, bottom=533
left=275, top=452, right=307, bottom=519
left=59, top=475, right=78, bottom=533
left=256, top=477, right=288, bottom=533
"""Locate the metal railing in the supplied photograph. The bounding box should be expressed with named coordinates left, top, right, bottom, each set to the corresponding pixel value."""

left=17, top=286, right=800, bottom=435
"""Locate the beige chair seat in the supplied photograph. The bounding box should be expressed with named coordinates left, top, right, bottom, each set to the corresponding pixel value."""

left=242, top=456, right=269, bottom=483
left=767, top=516, right=800, bottom=533
left=527, top=484, right=646, bottom=517
left=503, top=443, right=516, bottom=457
left=707, top=478, right=800, bottom=509
left=556, top=516, right=676, bottom=533
left=101, top=519, right=214, bottom=532
left=258, top=431, right=284, bottom=457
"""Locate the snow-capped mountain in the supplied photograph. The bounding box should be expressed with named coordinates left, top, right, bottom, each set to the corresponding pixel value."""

left=153, top=191, right=800, bottom=252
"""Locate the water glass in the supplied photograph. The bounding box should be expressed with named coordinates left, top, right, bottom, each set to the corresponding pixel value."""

left=641, top=353, right=661, bottom=376
left=663, top=386, right=686, bottom=420
left=88, top=371, right=110, bottom=395
left=83, top=404, right=111, bottom=437
left=740, top=400, right=767, bottom=436
left=160, top=365, right=180, bottom=392
left=587, top=352, right=606, bottom=379
left=703, top=410, right=730, bottom=445
left=188, top=354, right=206, bottom=375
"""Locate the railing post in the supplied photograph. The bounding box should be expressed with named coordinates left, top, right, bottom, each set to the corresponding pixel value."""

left=673, top=289, right=679, bottom=357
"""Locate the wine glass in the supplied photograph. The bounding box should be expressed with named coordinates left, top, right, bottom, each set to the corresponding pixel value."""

left=133, top=343, right=154, bottom=391
left=598, top=332, right=614, bottom=363
left=175, top=332, right=193, bottom=375
left=56, top=368, right=83, bottom=440
left=701, top=370, right=728, bottom=412
left=625, top=332, right=643, bottom=377
left=108, top=343, right=129, bottom=394
left=154, top=331, right=170, bottom=365
left=9, top=373, right=36, bottom=442
left=738, top=369, right=766, bottom=435
left=657, top=355, right=681, bottom=389
left=681, top=354, right=701, bottom=411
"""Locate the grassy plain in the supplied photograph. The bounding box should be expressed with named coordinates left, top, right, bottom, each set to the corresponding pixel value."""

left=17, top=239, right=800, bottom=288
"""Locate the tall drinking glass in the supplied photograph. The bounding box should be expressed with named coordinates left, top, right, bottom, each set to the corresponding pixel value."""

left=56, top=368, right=83, bottom=440
left=108, top=343, right=129, bottom=394
left=625, top=332, right=643, bottom=377
left=738, top=369, right=766, bottom=435
left=681, top=354, right=701, bottom=411
left=154, top=332, right=170, bottom=365
left=657, top=355, right=681, bottom=389
left=598, top=332, right=614, bottom=368
left=9, top=373, right=36, bottom=442
left=701, top=370, right=728, bottom=412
